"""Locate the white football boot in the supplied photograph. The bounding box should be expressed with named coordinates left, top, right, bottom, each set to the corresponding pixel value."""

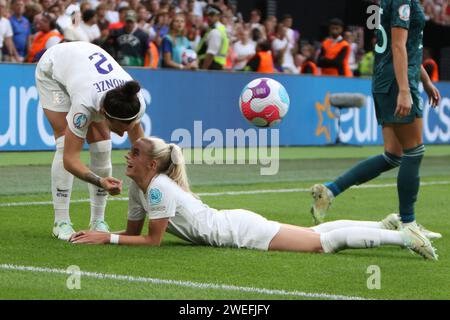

left=310, top=184, right=334, bottom=225
left=381, top=214, right=442, bottom=240
left=401, top=224, right=438, bottom=261
left=89, top=219, right=110, bottom=233
left=52, top=221, right=76, bottom=241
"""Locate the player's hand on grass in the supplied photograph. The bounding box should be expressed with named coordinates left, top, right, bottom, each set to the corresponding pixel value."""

left=395, top=90, right=412, bottom=118
left=100, top=177, right=122, bottom=196
left=70, top=231, right=110, bottom=244
left=423, top=81, right=441, bottom=108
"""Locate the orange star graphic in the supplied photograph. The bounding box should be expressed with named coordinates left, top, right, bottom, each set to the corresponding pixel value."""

left=315, top=93, right=336, bottom=142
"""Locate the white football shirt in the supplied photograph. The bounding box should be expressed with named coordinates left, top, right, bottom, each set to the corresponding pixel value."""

left=42, top=41, right=146, bottom=138
left=127, top=174, right=281, bottom=250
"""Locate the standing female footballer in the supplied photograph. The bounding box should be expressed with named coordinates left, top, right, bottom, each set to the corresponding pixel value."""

left=310, top=0, right=442, bottom=240
left=70, top=137, right=437, bottom=260
left=36, top=41, right=147, bottom=241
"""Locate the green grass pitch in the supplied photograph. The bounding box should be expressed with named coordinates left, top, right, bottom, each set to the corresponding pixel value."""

left=0, top=146, right=449, bottom=300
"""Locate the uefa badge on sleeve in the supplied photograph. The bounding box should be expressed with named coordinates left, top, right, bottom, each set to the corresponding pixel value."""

left=399, top=4, right=410, bottom=21
left=73, top=113, right=88, bottom=129
left=150, top=188, right=162, bottom=205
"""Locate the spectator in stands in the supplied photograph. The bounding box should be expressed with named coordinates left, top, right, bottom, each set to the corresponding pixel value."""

left=248, top=8, right=265, bottom=38
left=187, top=0, right=205, bottom=19
left=160, top=13, right=196, bottom=69
left=318, top=18, right=353, bottom=77
left=197, top=4, right=229, bottom=70
left=137, top=5, right=155, bottom=38
left=111, top=9, right=149, bottom=66
left=65, top=0, right=80, bottom=17
left=79, top=1, right=92, bottom=14
left=232, top=28, right=255, bottom=71
left=423, top=47, right=440, bottom=82
left=9, top=0, right=31, bottom=62
left=93, top=20, right=115, bottom=56
left=27, top=11, right=63, bottom=62
left=245, top=40, right=274, bottom=73
left=263, top=15, right=277, bottom=43
left=148, top=0, right=161, bottom=17
left=105, top=0, right=119, bottom=23
left=109, top=5, right=129, bottom=30
left=81, top=9, right=100, bottom=42
left=272, top=23, right=298, bottom=74
left=49, top=2, right=72, bottom=30
left=128, top=0, right=141, bottom=12
left=24, top=2, right=42, bottom=34
left=344, top=30, right=359, bottom=74
left=63, top=10, right=89, bottom=42
left=39, top=0, right=53, bottom=12
left=282, top=14, right=298, bottom=49
left=95, top=3, right=109, bottom=29
left=300, top=43, right=319, bottom=75
left=152, top=10, right=170, bottom=42
left=1, top=0, right=19, bottom=62
left=358, top=36, right=376, bottom=78
left=186, top=22, right=200, bottom=49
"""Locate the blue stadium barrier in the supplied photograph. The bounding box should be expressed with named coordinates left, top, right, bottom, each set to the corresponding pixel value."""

left=0, top=63, right=449, bottom=151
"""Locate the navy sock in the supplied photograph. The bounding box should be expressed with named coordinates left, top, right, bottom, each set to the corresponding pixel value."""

left=398, top=145, right=425, bottom=223
left=326, top=152, right=402, bottom=197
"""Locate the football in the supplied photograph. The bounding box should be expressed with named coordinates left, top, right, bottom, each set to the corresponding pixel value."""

left=239, top=78, right=290, bottom=127
left=181, top=49, right=198, bottom=66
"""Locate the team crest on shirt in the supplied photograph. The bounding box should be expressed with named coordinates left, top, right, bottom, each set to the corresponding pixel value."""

left=150, top=188, right=162, bottom=205
left=52, top=91, right=66, bottom=105
left=399, top=4, right=410, bottom=21
left=73, top=113, right=88, bottom=129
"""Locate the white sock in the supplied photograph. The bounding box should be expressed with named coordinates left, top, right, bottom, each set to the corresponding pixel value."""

left=311, top=220, right=383, bottom=233
left=88, top=140, right=112, bottom=224
left=52, top=136, right=74, bottom=224
left=320, top=227, right=405, bottom=253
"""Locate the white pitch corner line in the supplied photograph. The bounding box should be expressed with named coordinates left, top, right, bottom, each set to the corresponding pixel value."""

left=0, top=181, right=449, bottom=208
left=0, top=264, right=370, bottom=300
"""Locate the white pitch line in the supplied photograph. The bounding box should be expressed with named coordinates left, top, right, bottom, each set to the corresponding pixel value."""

left=0, top=264, right=369, bottom=300
left=1, top=181, right=449, bottom=208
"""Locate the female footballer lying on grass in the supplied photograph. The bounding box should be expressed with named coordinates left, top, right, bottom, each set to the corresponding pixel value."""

left=70, top=137, right=438, bottom=260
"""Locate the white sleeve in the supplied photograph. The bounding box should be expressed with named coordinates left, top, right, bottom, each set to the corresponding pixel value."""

left=66, top=104, right=92, bottom=139
left=5, top=20, right=13, bottom=38
left=147, top=179, right=176, bottom=220
left=206, top=29, right=222, bottom=56
left=127, top=181, right=146, bottom=221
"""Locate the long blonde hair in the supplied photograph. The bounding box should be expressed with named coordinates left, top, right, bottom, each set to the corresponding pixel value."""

left=140, top=137, right=193, bottom=194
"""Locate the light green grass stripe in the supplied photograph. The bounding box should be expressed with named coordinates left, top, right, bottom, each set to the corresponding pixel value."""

left=1, top=180, right=449, bottom=208
left=1, top=145, right=450, bottom=166
left=0, top=264, right=369, bottom=300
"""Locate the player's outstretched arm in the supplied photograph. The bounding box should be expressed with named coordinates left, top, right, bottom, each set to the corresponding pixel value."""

left=63, top=128, right=122, bottom=195
left=70, top=218, right=169, bottom=246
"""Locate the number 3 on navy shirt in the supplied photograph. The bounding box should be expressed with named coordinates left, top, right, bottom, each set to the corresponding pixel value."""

left=89, top=52, right=113, bottom=75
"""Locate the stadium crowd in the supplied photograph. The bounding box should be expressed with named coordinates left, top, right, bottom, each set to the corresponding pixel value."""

left=0, top=0, right=444, bottom=79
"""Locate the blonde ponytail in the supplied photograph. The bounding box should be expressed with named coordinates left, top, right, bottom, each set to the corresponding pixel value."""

left=141, top=137, right=193, bottom=194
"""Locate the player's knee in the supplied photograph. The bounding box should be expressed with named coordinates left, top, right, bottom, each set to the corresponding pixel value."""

left=383, top=151, right=402, bottom=168
left=403, top=144, right=425, bottom=158
left=89, top=140, right=112, bottom=176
